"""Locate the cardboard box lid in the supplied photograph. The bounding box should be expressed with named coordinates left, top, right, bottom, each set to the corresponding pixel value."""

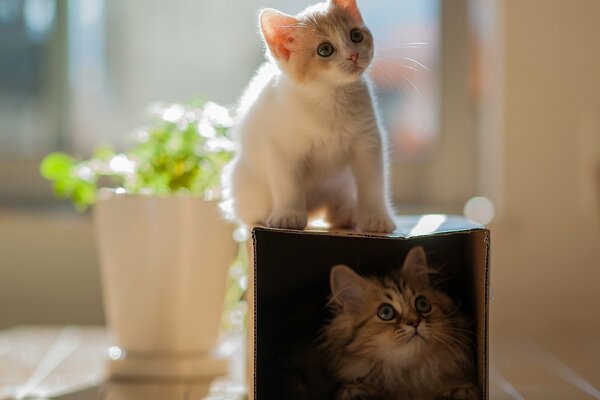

left=253, top=214, right=486, bottom=239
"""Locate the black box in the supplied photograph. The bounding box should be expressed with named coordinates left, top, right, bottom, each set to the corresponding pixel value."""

left=248, top=215, right=490, bottom=399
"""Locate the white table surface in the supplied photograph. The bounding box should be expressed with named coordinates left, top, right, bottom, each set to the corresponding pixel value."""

left=0, top=326, right=245, bottom=400
left=2, top=326, right=600, bottom=399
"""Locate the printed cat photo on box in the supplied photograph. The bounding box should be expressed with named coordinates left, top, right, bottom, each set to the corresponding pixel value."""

left=323, top=246, right=478, bottom=400
left=258, top=245, right=478, bottom=400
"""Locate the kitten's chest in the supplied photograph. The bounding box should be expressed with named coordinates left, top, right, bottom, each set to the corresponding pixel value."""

left=301, top=128, right=354, bottom=175
left=297, top=101, right=361, bottom=164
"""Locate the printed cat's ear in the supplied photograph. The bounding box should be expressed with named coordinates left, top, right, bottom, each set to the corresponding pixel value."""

left=401, top=246, right=430, bottom=289
left=330, top=265, right=368, bottom=312
left=330, top=0, right=363, bottom=22
left=259, top=9, right=301, bottom=61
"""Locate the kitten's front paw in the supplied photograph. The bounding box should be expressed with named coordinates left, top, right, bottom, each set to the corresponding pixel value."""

left=357, top=211, right=395, bottom=233
left=266, top=210, right=307, bottom=230
left=436, top=383, right=479, bottom=400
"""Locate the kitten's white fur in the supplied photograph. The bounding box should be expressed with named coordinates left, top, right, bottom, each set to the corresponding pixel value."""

left=222, top=1, right=395, bottom=232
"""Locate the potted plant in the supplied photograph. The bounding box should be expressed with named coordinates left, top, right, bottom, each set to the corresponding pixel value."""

left=40, top=100, right=240, bottom=379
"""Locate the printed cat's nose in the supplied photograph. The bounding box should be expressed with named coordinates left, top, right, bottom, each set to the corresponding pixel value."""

left=347, top=53, right=359, bottom=64
left=405, top=319, right=421, bottom=328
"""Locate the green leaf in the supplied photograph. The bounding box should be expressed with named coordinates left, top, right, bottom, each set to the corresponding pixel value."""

left=72, top=180, right=97, bottom=211
left=93, top=146, right=116, bottom=161
left=53, top=176, right=77, bottom=197
left=40, top=98, right=234, bottom=210
left=40, top=153, right=75, bottom=180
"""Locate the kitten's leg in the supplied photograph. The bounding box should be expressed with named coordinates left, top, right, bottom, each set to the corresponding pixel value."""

left=436, top=383, right=479, bottom=400
left=229, top=160, right=272, bottom=226
left=326, top=199, right=358, bottom=229
left=265, top=153, right=308, bottom=230
left=350, top=135, right=396, bottom=233
left=322, top=169, right=358, bottom=229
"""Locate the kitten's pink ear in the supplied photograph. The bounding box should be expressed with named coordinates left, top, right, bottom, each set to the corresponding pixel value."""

left=259, top=9, right=301, bottom=61
left=330, top=265, right=367, bottom=312
left=330, top=0, right=363, bottom=22
left=401, top=246, right=430, bottom=289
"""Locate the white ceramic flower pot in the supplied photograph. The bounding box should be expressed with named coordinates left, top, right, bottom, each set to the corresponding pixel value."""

left=94, top=194, right=237, bottom=379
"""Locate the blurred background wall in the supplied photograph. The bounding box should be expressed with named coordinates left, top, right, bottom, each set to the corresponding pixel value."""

left=490, top=0, right=600, bottom=337
left=0, top=0, right=599, bottom=337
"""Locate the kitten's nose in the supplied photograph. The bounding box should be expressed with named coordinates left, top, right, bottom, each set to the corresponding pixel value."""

left=347, top=53, right=359, bottom=64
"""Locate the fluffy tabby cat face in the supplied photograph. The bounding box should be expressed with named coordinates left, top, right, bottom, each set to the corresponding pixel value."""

left=329, top=246, right=464, bottom=365
left=259, top=0, right=374, bottom=84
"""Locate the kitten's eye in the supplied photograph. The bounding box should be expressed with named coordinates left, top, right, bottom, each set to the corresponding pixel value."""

left=377, top=304, right=396, bottom=321
left=415, top=296, right=432, bottom=314
left=350, top=29, right=364, bottom=43
left=317, top=42, right=335, bottom=57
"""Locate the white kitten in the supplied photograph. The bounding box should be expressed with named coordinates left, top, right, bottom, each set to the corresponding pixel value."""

left=222, top=0, right=395, bottom=233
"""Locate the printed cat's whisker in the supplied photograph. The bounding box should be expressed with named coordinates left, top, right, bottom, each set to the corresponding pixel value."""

left=326, top=286, right=357, bottom=308
left=431, top=330, right=473, bottom=350
left=443, top=306, right=466, bottom=318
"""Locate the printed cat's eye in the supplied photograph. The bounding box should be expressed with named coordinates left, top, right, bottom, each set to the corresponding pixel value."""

left=377, top=303, right=396, bottom=321
left=317, top=42, right=335, bottom=57
left=350, top=29, right=364, bottom=43
left=414, top=296, right=432, bottom=314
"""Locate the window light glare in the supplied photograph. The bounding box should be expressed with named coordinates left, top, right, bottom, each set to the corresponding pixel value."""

left=309, top=218, right=331, bottom=229
left=107, top=346, right=124, bottom=360
left=409, top=214, right=447, bottom=236
left=464, top=196, right=495, bottom=225
left=24, top=0, right=56, bottom=43
left=76, top=165, right=93, bottom=181
left=108, top=154, right=135, bottom=174
left=232, top=226, right=248, bottom=243
left=161, top=104, right=185, bottom=123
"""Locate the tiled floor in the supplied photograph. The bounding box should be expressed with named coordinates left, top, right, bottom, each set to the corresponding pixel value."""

left=1, top=327, right=599, bottom=399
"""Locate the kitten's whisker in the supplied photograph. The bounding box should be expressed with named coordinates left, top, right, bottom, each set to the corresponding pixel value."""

left=376, top=42, right=429, bottom=51
left=298, top=30, right=313, bottom=40
left=371, top=66, right=404, bottom=94
left=373, top=54, right=431, bottom=68
left=387, top=42, right=429, bottom=47
left=400, top=76, right=422, bottom=97
left=285, top=23, right=308, bottom=28
left=370, top=63, right=423, bottom=100
left=398, top=64, right=420, bottom=72
left=371, top=59, right=421, bottom=73
left=402, top=57, right=431, bottom=72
